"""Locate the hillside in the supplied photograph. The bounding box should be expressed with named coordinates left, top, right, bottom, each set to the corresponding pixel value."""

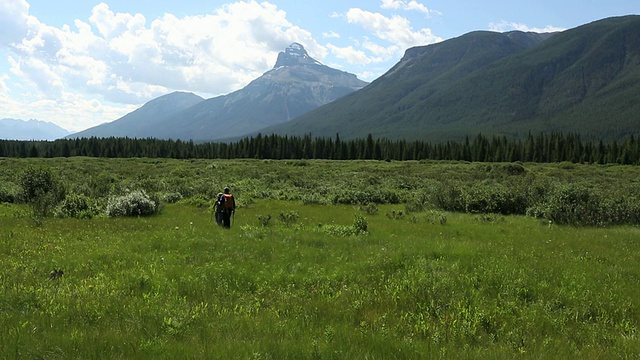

left=70, top=43, right=367, bottom=141
left=68, top=92, right=205, bottom=139
left=0, top=118, right=70, bottom=140
left=259, top=16, right=640, bottom=141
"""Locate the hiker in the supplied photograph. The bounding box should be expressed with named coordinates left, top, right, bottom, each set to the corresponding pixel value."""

left=213, top=192, right=224, bottom=225
left=219, top=187, right=236, bottom=228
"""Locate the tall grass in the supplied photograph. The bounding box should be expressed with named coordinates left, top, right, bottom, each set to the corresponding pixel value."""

left=1, top=199, right=639, bottom=359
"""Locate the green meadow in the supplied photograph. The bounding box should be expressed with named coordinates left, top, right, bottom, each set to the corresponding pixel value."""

left=1, top=158, right=639, bottom=359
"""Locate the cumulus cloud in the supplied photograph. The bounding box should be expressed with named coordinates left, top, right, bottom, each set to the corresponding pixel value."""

left=0, top=0, right=32, bottom=46
left=345, top=8, right=441, bottom=50
left=0, top=0, right=331, bottom=130
left=0, top=0, right=444, bottom=131
left=1, top=0, right=323, bottom=105
left=489, top=21, right=565, bottom=33
left=323, top=31, right=341, bottom=39
left=380, top=0, right=433, bottom=16
left=327, top=44, right=380, bottom=65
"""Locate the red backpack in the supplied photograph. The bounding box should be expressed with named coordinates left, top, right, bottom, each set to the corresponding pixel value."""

left=222, top=193, right=234, bottom=210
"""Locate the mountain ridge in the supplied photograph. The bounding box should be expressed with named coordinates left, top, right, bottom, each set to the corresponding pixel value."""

left=68, top=91, right=204, bottom=139
left=258, top=15, right=640, bottom=141
left=69, top=43, right=368, bottom=141
left=1, top=118, right=71, bottom=140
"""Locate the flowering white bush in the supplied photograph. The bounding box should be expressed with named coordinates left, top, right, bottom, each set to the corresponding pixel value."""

left=106, top=190, right=159, bottom=217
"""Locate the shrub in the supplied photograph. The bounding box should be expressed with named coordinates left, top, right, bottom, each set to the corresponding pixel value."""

left=19, top=166, right=65, bottom=218
left=358, top=202, right=379, bottom=215
left=332, top=189, right=400, bottom=205
left=258, top=214, right=272, bottom=227
left=352, top=214, right=368, bottom=234
left=432, top=182, right=465, bottom=212
left=106, top=190, right=159, bottom=217
left=0, top=181, right=20, bottom=203
left=316, top=215, right=368, bottom=236
left=159, top=192, right=183, bottom=204
left=56, top=193, right=95, bottom=219
left=405, top=191, right=431, bottom=214
left=386, top=210, right=405, bottom=220
left=528, top=184, right=601, bottom=226
left=423, top=210, right=447, bottom=225
left=279, top=211, right=299, bottom=227
left=462, top=183, right=528, bottom=215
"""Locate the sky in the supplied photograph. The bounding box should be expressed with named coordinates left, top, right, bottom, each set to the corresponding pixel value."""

left=0, top=1, right=638, bottom=132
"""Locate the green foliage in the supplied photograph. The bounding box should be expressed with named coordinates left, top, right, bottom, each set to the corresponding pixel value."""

left=106, top=190, right=160, bottom=217
left=358, top=202, right=379, bottom=215
left=257, top=214, right=272, bottom=227
left=528, top=183, right=640, bottom=226
left=19, top=166, right=64, bottom=218
left=2, top=201, right=640, bottom=359
left=275, top=16, right=640, bottom=143
left=422, top=210, right=448, bottom=225
left=3, top=130, right=640, bottom=164
left=386, top=209, right=405, bottom=220
left=278, top=210, right=299, bottom=227
left=55, top=193, right=95, bottom=219
left=352, top=214, right=368, bottom=234
left=3, top=158, right=640, bottom=358
left=0, top=181, right=20, bottom=203
left=2, top=157, right=640, bottom=227
left=333, top=189, right=400, bottom=205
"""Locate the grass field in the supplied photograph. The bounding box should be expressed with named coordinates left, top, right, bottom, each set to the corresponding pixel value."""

left=1, top=158, right=640, bottom=358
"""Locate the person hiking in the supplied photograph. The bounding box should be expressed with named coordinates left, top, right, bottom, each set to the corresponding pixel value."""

left=213, top=192, right=224, bottom=226
left=219, top=187, right=236, bottom=228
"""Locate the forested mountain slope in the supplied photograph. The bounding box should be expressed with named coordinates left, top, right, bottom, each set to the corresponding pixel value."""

left=260, top=16, right=640, bottom=141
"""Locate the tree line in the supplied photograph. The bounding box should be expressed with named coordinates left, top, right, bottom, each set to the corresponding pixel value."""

left=1, top=132, right=639, bottom=164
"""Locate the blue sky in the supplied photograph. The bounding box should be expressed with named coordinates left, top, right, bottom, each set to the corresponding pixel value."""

left=1, top=1, right=637, bottom=132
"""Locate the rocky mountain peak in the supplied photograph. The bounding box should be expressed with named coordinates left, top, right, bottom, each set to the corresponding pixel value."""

left=274, top=42, right=322, bottom=68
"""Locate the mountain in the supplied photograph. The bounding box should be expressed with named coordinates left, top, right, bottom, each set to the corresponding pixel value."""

left=0, top=118, right=71, bottom=140
left=68, top=91, right=205, bottom=139
left=259, top=15, right=640, bottom=142
left=71, top=43, right=368, bottom=141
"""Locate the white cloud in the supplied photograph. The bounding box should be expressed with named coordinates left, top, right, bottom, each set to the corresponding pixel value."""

left=0, top=1, right=443, bottom=132
left=380, top=0, right=433, bottom=16
left=345, top=8, right=441, bottom=51
left=323, top=31, right=341, bottom=39
left=0, top=0, right=328, bottom=131
left=0, top=0, right=32, bottom=46
left=327, top=43, right=381, bottom=65
left=0, top=73, right=11, bottom=98
left=489, top=21, right=565, bottom=33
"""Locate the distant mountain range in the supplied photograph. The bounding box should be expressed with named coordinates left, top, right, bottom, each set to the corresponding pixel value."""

left=69, top=43, right=368, bottom=140
left=64, top=15, right=640, bottom=142
left=263, top=15, right=640, bottom=141
left=0, top=118, right=70, bottom=140
left=68, top=92, right=205, bottom=139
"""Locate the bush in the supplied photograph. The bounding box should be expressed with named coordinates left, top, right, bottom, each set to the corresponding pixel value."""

left=257, top=214, right=272, bottom=227
left=332, top=189, right=400, bottom=205
left=106, top=190, right=160, bottom=217
left=462, top=183, right=528, bottom=215
left=316, top=215, right=368, bottom=236
left=352, top=214, right=368, bottom=234
left=358, top=202, right=379, bottom=215
left=19, top=166, right=65, bottom=218
left=0, top=181, right=20, bottom=203
left=432, top=182, right=465, bottom=213
left=279, top=211, right=299, bottom=227
left=528, top=184, right=601, bottom=226
left=159, top=192, right=183, bottom=204
left=56, top=193, right=95, bottom=219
